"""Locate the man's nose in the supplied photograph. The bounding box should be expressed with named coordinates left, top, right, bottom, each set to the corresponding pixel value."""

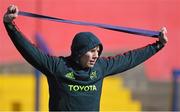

left=93, top=51, right=99, bottom=58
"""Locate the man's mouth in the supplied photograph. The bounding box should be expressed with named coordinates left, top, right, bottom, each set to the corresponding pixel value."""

left=90, top=60, right=96, bottom=64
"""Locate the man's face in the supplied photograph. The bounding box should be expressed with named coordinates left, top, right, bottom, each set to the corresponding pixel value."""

left=80, top=46, right=100, bottom=68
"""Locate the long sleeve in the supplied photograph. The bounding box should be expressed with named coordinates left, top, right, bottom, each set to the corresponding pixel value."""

left=98, top=41, right=164, bottom=77
left=4, top=22, right=60, bottom=75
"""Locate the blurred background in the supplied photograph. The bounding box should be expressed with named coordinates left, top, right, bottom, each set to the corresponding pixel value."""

left=0, top=0, right=180, bottom=111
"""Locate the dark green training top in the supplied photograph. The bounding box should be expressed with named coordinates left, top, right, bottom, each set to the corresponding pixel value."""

left=4, top=22, right=164, bottom=111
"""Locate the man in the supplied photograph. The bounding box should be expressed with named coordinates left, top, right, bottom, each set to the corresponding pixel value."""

left=3, top=5, right=168, bottom=111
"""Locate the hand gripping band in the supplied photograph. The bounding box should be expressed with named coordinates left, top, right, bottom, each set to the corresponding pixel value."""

left=18, top=11, right=160, bottom=38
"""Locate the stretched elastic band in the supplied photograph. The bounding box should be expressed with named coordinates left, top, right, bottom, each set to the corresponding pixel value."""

left=18, top=11, right=160, bottom=38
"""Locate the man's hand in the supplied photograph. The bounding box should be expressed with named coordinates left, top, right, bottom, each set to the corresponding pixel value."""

left=159, top=27, right=168, bottom=45
left=3, top=5, right=19, bottom=23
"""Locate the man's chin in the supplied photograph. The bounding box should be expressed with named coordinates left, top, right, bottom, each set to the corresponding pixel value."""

left=88, top=64, right=95, bottom=68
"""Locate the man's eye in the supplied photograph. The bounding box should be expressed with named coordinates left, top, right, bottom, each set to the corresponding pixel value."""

left=91, top=49, right=95, bottom=52
left=91, top=50, right=95, bottom=52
